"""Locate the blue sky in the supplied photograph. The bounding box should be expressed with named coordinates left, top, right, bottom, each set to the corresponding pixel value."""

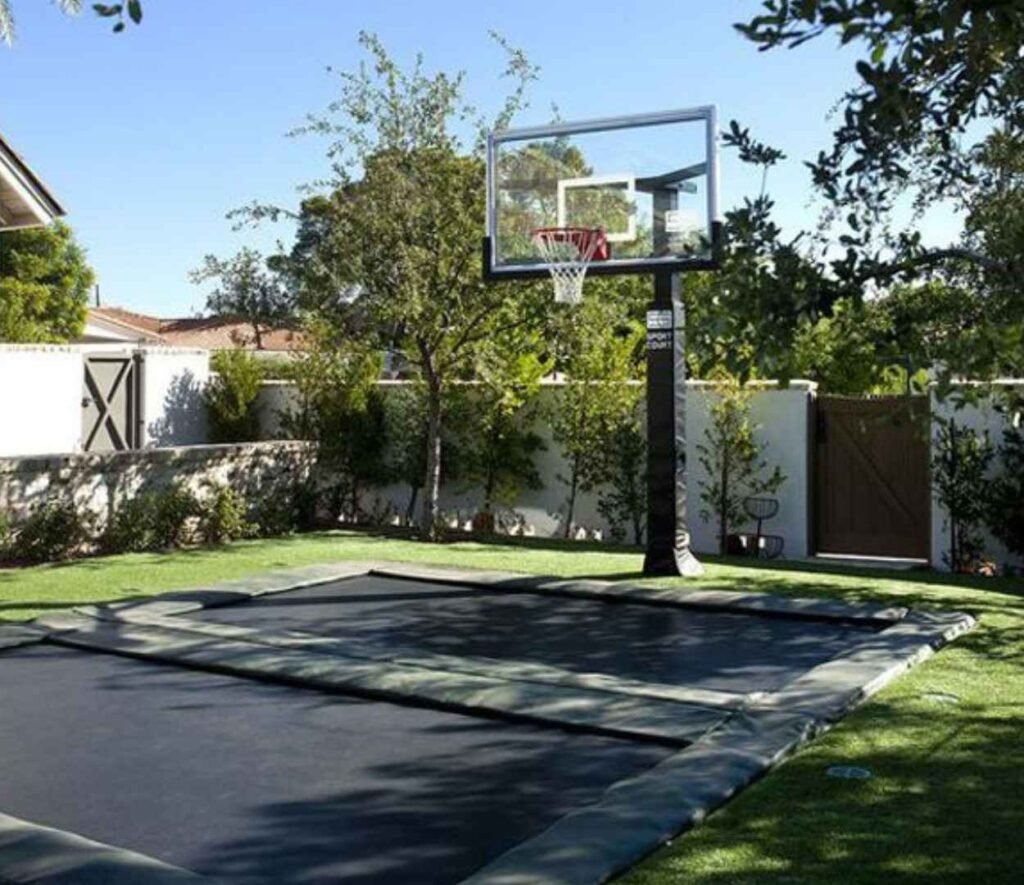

left=2, top=1, right=960, bottom=316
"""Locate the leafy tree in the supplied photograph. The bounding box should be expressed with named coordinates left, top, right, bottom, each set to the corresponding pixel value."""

left=550, top=297, right=644, bottom=538
left=238, top=32, right=541, bottom=538
left=932, top=416, right=994, bottom=572
left=595, top=399, right=646, bottom=545
left=190, top=248, right=294, bottom=350
left=284, top=330, right=390, bottom=522
left=696, top=379, right=785, bottom=555
left=0, top=221, right=94, bottom=342
left=737, top=2, right=1024, bottom=386
left=737, top=1, right=1023, bottom=225
left=204, top=350, right=263, bottom=443
left=682, top=122, right=846, bottom=384
left=459, top=329, right=549, bottom=529
left=383, top=383, right=467, bottom=525
left=1, top=0, right=142, bottom=43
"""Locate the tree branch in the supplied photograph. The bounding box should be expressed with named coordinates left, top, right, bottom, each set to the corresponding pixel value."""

left=855, top=247, right=1015, bottom=284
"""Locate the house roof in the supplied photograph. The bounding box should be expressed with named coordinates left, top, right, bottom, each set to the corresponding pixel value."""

left=86, top=307, right=306, bottom=352
left=0, top=132, right=65, bottom=230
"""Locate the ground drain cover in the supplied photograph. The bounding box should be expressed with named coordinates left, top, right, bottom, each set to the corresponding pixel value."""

left=826, top=765, right=872, bottom=780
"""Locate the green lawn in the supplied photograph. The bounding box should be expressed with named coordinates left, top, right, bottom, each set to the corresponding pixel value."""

left=2, top=531, right=1022, bottom=883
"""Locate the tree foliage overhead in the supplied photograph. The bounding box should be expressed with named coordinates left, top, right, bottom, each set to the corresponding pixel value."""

left=738, top=1, right=1024, bottom=213
left=0, top=221, right=94, bottom=342
left=0, top=0, right=142, bottom=44
left=737, top=1, right=1024, bottom=388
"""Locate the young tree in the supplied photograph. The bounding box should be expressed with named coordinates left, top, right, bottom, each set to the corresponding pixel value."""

left=189, top=247, right=293, bottom=350
left=237, top=32, right=541, bottom=538
left=987, top=420, right=1024, bottom=565
left=932, top=417, right=994, bottom=572
left=459, top=329, right=550, bottom=529
left=203, top=350, right=263, bottom=443
left=696, top=379, right=785, bottom=555
left=284, top=330, right=390, bottom=522
left=0, top=221, right=94, bottom=342
left=595, top=398, right=646, bottom=545
left=550, top=296, right=644, bottom=538
left=384, top=383, right=468, bottom=526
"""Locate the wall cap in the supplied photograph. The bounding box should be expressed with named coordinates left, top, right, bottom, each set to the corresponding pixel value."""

left=0, top=441, right=313, bottom=475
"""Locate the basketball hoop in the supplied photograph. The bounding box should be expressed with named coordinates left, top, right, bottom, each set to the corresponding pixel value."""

left=531, top=227, right=609, bottom=305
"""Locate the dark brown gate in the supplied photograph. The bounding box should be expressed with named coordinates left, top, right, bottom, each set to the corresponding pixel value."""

left=814, top=396, right=930, bottom=559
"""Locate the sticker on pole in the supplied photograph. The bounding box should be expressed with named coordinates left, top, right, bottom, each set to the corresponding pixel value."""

left=646, top=310, right=673, bottom=330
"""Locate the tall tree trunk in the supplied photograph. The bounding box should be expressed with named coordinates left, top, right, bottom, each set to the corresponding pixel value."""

left=405, top=486, right=419, bottom=525
left=718, top=452, right=730, bottom=555
left=563, top=453, right=580, bottom=539
left=420, top=374, right=443, bottom=540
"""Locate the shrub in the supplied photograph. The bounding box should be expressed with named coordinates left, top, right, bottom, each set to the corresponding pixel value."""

left=100, top=496, right=157, bottom=554
left=149, top=484, right=202, bottom=549
left=986, top=423, right=1024, bottom=562
left=101, top=484, right=201, bottom=553
left=199, top=484, right=255, bottom=544
left=205, top=350, right=263, bottom=443
left=932, top=416, right=993, bottom=571
left=12, top=502, right=92, bottom=563
left=250, top=482, right=305, bottom=536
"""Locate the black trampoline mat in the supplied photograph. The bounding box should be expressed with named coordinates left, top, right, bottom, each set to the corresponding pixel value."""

left=189, top=574, right=880, bottom=693
left=0, top=644, right=669, bottom=885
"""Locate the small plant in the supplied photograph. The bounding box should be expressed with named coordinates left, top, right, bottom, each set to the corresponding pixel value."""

left=204, top=350, right=263, bottom=443
left=101, top=484, right=202, bottom=553
left=251, top=479, right=320, bottom=536
left=150, top=483, right=202, bottom=549
left=100, top=496, right=157, bottom=553
left=11, top=501, right=92, bottom=563
left=199, top=484, right=256, bottom=545
left=697, top=380, right=786, bottom=555
left=932, top=416, right=994, bottom=572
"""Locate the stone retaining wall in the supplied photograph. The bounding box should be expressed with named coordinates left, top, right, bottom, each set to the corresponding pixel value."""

left=0, top=441, right=314, bottom=531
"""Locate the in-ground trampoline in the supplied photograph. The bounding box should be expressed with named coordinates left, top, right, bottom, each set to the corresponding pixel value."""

left=0, top=562, right=974, bottom=885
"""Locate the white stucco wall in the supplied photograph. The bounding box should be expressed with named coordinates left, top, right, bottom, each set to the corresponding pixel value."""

left=686, top=382, right=815, bottom=558
left=257, top=379, right=815, bottom=554
left=0, top=346, right=83, bottom=456
left=141, top=348, right=211, bottom=447
left=930, top=383, right=1024, bottom=571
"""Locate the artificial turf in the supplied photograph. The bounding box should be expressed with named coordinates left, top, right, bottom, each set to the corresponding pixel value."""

left=1, top=530, right=1021, bottom=883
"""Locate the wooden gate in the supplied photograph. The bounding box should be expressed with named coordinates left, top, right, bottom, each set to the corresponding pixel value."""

left=814, top=396, right=930, bottom=559
left=81, top=353, right=141, bottom=452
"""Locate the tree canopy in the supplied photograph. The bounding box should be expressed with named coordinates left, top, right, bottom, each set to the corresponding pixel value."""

left=238, top=32, right=542, bottom=537
left=190, top=247, right=294, bottom=350
left=0, top=221, right=94, bottom=342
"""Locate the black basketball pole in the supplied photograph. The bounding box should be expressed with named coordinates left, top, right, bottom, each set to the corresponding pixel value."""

left=643, top=269, right=703, bottom=577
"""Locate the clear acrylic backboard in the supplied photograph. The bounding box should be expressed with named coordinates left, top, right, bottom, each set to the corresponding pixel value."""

left=484, top=106, right=720, bottom=279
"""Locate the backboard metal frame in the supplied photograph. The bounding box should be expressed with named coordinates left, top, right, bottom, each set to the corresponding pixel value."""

left=484, top=105, right=721, bottom=280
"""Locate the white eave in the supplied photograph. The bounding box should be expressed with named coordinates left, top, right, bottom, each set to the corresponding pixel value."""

left=0, top=133, right=65, bottom=231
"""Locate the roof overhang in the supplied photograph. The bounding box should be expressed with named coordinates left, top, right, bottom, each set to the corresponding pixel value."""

left=0, top=134, right=65, bottom=231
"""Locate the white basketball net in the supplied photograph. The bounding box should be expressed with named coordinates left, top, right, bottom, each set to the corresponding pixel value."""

left=532, top=228, right=605, bottom=305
